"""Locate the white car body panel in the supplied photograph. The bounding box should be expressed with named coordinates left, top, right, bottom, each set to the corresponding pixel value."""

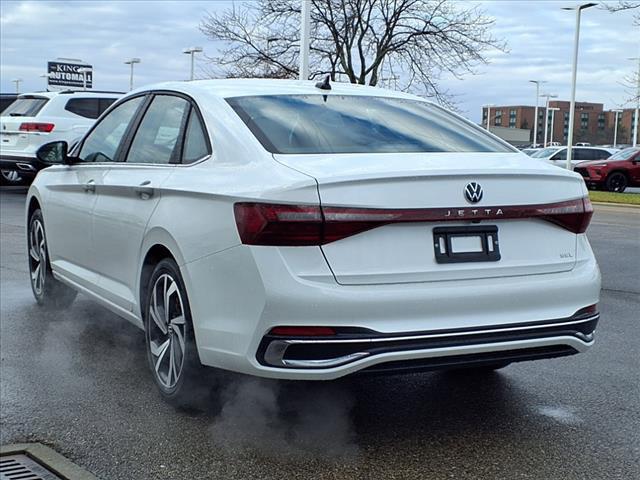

left=26, top=80, right=601, bottom=381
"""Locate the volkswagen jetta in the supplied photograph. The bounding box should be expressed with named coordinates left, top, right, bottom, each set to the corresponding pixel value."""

left=26, top=79, right=601, bottom=407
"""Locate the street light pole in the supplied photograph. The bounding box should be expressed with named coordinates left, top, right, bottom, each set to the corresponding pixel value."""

left=39, top=73, right=51, bottom=90
left=11, top=78, right=22, bottom=94
left=629, top=56, right=640, bottom=147
left=612, top=109, right=622, bottom=148
left=540, top=93, right=557, bottom=147
left=124, top=58, right=141, bottom=91
left=299, top=0, right=311, bottom=80
left=77, top=67, right=91, bottom=91
left=183, top=47, right=203, bottom=81
left=549, top=107, right=560, bottom=145
left=563, top=2, right=597, bottom=170
left=529, top=80, right=546, bottom=146
left=483, top=104, right=495, bottom=131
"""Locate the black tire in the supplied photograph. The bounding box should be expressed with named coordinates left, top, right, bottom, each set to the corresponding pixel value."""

left=144, top=258, right=210, bottom=409
left=28, top=209, right=77, bottom=308
left=1, top=170, right=24, bottom=186
left=605, top=172, right=628, bottom=193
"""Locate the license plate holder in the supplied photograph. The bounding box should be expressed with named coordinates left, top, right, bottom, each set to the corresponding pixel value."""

left=433, top=226, right=500, bottom=264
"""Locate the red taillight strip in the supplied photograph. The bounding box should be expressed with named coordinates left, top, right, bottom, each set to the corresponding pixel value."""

left=19, top=122, right=55, bottom=133
left=234, top=197, right=593, bottom=246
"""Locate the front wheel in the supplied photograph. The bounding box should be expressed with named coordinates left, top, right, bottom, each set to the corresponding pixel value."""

left=144, top=258, right=210, bottom=409
left=605, top=172, right=627, bottom=193
left=28, top=209, right=77, bottom=308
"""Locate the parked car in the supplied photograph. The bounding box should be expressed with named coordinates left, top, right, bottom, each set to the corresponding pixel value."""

left=532, top=146, right=617, bottom=167
left=0, top=90, right=122, bottom=185
left=26, top=80, right=600, bottom=407
left=0, top=93, right=18, bottom=113
left=574, top=147, right=640, bottom=192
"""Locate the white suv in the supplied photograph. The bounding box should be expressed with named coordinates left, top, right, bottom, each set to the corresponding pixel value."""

left=0, top=90, right=122, bottom=184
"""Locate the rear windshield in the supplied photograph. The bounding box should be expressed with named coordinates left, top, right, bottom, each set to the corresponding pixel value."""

left=608, top=148, right=639, bottom=160
left=1, top=96, right=49, bottom=117
left=227, top=95, right=513, bottom=154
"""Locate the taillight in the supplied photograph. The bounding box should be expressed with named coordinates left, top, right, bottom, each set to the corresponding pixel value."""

left=19, top=122, right=55, bottom=133
left=233, top=203, right=323, bottom=246
left=234, top=196, right=593, bottom=246
left=535, top=196, right=593, bottom=234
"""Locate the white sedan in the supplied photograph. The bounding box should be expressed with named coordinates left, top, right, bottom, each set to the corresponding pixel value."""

left=26, top=80, right=601, bottom=408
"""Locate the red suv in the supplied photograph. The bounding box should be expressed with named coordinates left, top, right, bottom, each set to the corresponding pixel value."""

left=574, top=147, right=640, bottom=192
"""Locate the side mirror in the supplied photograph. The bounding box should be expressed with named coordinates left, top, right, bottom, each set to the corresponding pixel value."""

left=36, top=141, right=70, bottom=165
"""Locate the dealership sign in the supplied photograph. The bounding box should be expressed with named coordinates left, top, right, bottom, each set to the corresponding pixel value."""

left=47, top=61, right=93, bottom=89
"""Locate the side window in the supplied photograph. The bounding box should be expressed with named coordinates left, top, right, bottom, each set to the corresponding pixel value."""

left=65, top=98, right=100, bottom=119
left=182, top=109, right=210, bottom=164
left=98, top=98, right=117, bottom=116
left=574, top=148, right=591, bottom=161
left=594, top=149, right=609, bottom=160
left=126, top=95, right=189, bottom=164
left=78, top=96, right=144, bottom=162
left=552, top=149, right=567, bottom=161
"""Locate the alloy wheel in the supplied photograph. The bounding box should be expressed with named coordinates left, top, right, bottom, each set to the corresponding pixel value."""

left=29, top=218, right=47, bottom=296
left=608, top=173, right=626, bottom=193
left=148, top=274, right=187, bottom=389
left=1, top=170, right=22, bottom=182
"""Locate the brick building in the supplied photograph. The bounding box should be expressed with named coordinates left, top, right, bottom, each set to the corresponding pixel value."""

left=481, top=103, right=637, bottom=146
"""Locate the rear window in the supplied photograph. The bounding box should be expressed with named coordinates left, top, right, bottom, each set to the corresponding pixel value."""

left=65, top=98, right=117, bottom=119
left=608, top=148, right=638, bottom=160
left=227, top=95, right=513, bottom=154
left=1, top=96, right=49, bottom=117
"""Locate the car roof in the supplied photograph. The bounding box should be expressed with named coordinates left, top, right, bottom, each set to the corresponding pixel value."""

left=129, top=79, right=429, bottom=102
left=17, top=90, right=122, bottom=99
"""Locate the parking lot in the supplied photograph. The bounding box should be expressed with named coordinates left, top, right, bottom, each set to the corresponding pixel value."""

left=0, top=186, right=638, bottom=479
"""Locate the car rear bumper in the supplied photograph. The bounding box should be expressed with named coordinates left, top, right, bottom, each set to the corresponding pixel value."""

left=183, top=239, right=601, bottom=380
left=257, top=312, right=598, bottom=372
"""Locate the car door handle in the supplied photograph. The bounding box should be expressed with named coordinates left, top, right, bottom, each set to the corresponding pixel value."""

left=83, top=180, right=96, bottom=193
left=134, top=181, right=154, bottom=199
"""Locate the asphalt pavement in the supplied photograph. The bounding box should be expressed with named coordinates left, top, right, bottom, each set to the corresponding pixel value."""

left=1, top=187, right=638, bottom=480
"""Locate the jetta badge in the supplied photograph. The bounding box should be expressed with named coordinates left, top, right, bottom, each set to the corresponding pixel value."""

left=464, top=182, right=483, bottom=203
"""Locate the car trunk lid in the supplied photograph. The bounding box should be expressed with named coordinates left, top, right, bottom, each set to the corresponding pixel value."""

left=273, top=152, right=587, bottom=285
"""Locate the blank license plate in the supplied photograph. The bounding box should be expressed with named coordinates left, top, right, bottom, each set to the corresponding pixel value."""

left=433, top=226, right=501, bottom=263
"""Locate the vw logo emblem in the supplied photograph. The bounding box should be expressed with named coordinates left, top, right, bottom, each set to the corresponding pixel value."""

left=464, top=182, right=483, bottom=203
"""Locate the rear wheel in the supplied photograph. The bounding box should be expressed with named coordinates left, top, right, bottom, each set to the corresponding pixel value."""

left=605, top=172, right=627, bottom=193
left=144, top=258, right=210, bottom=409
left=28, top=209, right=77, bottom=308
left=1, top=170, right=23, bottom=185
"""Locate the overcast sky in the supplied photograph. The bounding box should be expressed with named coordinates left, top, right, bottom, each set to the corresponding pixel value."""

left=1, top=0, right=638, bottom=122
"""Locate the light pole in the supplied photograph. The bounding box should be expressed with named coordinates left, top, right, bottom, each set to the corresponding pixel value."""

left=124, top=58, right=141, bottom=91
left=11, top=78, right=22, bottom=94
left=77, top=67, right=91, bottom=91
left=483, top=104, right=495, bottom=131
left=529, top=80, right=546, bottom=146
left=40, top=73, right=52, bottom=90
left=183, top=47, right=203, bottom=81
left=540, top=93, right=557, bottom=147
left=563, top=2, right=597, bottom=170
left=629, top=56, right=640, bottom=147
left=299, top=0, right=311, bottom=80
left=612, top=109, right=623, bottom=148
left=548, top=107, right=560, bottom=145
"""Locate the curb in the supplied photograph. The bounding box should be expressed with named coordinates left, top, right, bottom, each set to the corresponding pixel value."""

left=592, top=201, right=640, bottom=209
left=0, top=443, right=99, bottom=480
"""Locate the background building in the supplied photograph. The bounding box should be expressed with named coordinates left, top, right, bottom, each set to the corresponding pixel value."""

left=481, top=103, right=636, bottom=146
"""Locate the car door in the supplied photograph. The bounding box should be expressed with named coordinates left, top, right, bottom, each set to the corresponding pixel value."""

left=90, top=93, right=192, bottom=312
left=44, top=96, right=145, bottom=290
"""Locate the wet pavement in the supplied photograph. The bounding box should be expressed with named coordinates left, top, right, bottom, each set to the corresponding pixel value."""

left=1, top=187, right=639, bottom=479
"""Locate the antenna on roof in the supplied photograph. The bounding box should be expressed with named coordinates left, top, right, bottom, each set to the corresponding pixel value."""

left=315, top=75, right=331, bottom=91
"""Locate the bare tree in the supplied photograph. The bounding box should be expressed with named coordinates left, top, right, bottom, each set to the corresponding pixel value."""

left=199, top=0, right=505, bottom=105
left=603, top=1, right=640, bottom=25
